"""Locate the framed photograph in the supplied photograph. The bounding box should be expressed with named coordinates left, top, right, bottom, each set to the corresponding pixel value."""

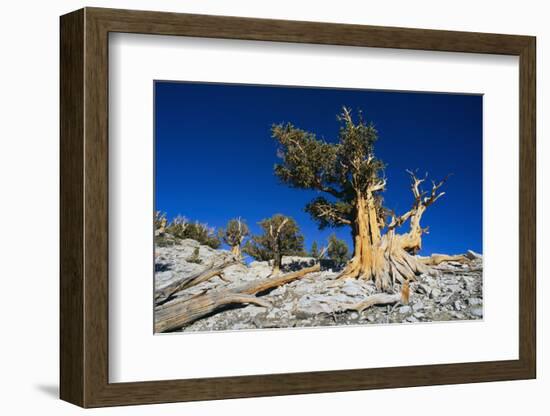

left=60, top=7, right=536, bottom=408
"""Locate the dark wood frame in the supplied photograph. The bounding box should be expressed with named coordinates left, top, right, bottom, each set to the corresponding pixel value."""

left=60, top=7, right=536, bottom=408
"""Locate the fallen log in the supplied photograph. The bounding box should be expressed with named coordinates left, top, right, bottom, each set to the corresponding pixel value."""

left=155, top=263, right=320, bottom=332
left=155, top=260, right=239, bottom=305
left=419, top=253, right=469, bottom=266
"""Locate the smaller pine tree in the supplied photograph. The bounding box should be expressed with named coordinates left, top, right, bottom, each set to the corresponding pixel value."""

left=164, top=215, right=221, bottom=249
left=327, top=234, right=350, bottom=267
left=243, top=214, right=305, bottom=273
left=220, top=218, right=249, bottom=259
left=184, top=222, right=221, bottom=249
left=165, top=215, right=188, bottom=238
left=310, top=241, right=320, bottom=258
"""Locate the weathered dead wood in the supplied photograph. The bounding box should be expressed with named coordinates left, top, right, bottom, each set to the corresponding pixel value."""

left=155, top=263, right=321, bottom=332
left=420, top=253, right=469, bottom=266
left=155, top=260, right=239, bottom=305
left=340, top=282, right=409, bottom=313
left=342, top=292, right=402, bottom=313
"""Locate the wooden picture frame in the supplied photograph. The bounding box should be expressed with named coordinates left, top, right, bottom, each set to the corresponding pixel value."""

left=60, top=7, right=536, bottom=408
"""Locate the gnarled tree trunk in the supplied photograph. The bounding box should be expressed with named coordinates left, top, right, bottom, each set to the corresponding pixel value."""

left=338, top=172, right=447, bottom=291
left=271, top=252, right=282, bottom=275
left=339, top=192, right=386, bottom=286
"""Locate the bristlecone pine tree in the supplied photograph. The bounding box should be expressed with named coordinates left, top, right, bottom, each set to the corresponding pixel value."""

left=272, top=107, right=450, bottom=291
left=220, top=218, right=250, bottom=259
left=244, top=214, right=305, bottom=274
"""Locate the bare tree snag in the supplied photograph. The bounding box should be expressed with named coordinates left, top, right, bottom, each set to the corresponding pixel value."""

left=155, top=259, right=239, bottom=305
left=155, top=263, right=320, bottom=332
left=336, top=172, right=442, bottom=290
left=393, top=170, right=450, bottom=254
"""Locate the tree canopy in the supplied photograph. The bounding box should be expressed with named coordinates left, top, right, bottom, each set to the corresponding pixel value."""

left=272, top=107, right=388, bottom=230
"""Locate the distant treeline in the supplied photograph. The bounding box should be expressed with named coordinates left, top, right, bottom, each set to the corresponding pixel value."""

left=155, top=211, right=350, bottom=271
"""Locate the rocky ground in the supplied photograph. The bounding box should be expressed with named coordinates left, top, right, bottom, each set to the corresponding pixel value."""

left=155, top=239, right=483, bottom=333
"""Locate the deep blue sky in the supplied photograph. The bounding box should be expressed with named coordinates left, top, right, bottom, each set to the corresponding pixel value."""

left=155, top=81, right=482, bottom=256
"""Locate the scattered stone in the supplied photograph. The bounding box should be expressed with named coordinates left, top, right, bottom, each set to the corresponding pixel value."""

left=232, top=323, right=255, bottom=330
left=447, top=284, right=461, bottom=293
left=417, top=284, right=432, bottom=296
left=245, top=305, right=267, bottom=318
left=341, top=280, right=364, bottom=297
left=412, top=302, right=424, bottom=312
left=295, top=295, right=334, bottom=317
left=399, top=305, right=411, bottom=314
left=156, top=238, right=483, bottom=331
left=266, top=309, right=280, bottom=319
left=465, top=250, right=482, bottom=260
left=438, top=295, right=451, bottom=304
left=430, top=288, right=442, bottom=299
left=270, top=285, right=287, bottom=296
left=468, top=297, right=482, bottom=306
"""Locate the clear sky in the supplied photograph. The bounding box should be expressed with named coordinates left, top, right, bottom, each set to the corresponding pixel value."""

left=155, top=81, right=482, bottom=256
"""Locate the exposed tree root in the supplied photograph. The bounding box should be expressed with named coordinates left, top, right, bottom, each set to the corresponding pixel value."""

left=155, top=259, right=240, bottom=306
left=342, top=293, right=402, bottom=313
left=337, top=231, right=428, bottom=290
left=155, top=264, right=320, bottom=332
left=340, top=281, right=410, bottom=313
